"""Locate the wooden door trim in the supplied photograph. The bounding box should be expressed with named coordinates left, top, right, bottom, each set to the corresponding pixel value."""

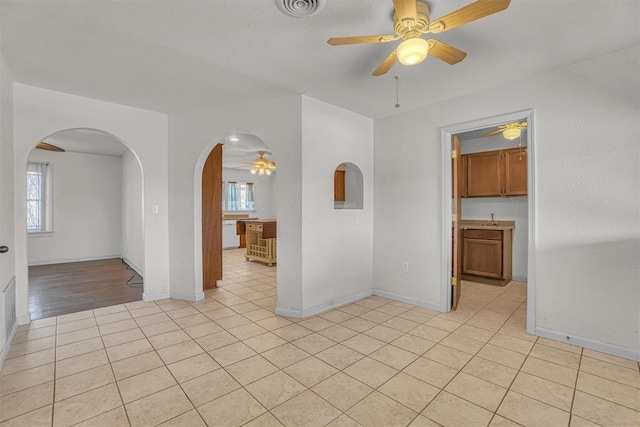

left=202, top=144, right=223, bottom=290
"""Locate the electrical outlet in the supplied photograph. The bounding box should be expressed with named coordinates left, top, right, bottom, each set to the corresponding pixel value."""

left=402, top=261, right=409, bottom=273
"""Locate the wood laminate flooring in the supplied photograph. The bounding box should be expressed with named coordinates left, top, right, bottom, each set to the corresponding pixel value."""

left=28, top=258, right=143, bottom=320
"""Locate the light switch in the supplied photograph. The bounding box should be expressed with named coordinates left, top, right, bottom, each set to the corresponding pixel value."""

left=152, top=205, right=159, bottom=214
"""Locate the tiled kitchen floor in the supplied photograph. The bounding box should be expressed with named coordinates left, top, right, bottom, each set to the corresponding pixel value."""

left=1, top=249, right=639, bottom=426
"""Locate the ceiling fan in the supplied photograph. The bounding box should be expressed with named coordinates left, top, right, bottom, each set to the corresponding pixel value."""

left=36, top=142, right=65, bottom=152
left=484, top=121, right=527, bottom=140
left=249, top=151, right=276, bottom=176
left=327, top=0, right=511, bottom=76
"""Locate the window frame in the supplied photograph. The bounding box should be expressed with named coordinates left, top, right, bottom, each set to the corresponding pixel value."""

left=26, top=162, right=53, bottom=234
left=222, top=181, right=256, bottom=212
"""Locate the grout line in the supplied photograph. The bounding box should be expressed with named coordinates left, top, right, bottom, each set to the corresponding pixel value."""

left=567, top=347, right=584, bottom=426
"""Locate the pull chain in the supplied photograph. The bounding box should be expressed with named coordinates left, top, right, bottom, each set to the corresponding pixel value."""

left=394, top=60, right=400, bottom=108
left=518, top=133, right=523, bottom=160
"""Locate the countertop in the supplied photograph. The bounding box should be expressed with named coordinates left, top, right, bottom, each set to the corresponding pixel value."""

left=460, top=219, right=515, bottom=231
left=222, top=214, right=256, bottom=220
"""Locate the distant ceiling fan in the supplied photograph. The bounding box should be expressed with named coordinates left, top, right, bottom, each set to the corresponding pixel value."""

left=484, top=121, right=527, bottom=140
left=249, top=151, right=276, bottom=176
left=36, top=142, right=65, bottom=152
left=327, top=0, right=510, bottom=76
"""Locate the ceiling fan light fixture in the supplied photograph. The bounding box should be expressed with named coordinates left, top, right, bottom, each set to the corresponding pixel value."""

left=397, top=38, right=429, bottom=65
left=250, top=151, right=276, bottom=177
left=503, top=128, right=521, bottom=140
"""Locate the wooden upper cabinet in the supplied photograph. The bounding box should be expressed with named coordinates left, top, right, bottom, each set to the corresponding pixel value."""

left=465, top=150, right=502, bottom=197
left=463, top=148, right=527, bottom=198
left=334, top=170, right=345, bottom=201
left=504, top=148, right=527, bottom=196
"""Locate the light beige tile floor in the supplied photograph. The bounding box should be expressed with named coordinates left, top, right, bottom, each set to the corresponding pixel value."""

left=1, top=249, right=639, bottom=426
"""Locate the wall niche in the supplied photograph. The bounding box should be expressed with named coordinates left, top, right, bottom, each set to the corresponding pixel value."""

left=334, top=162, right=363, bottom=209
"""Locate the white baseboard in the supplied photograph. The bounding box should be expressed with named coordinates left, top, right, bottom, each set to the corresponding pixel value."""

left=28, top=253, right=122, bottom=266
left=142, top=292, right=170, bottom=302
left=276, top=289, right=374, bottom=318
left=535, top=327, right=639, bottom=362
left=170, top=291, right=205, bottom=302
left=0, top=321, right=18, bottom=371
left=121, top=256, right=144, bottom=277
left=373, top=289, right=442, bottom=312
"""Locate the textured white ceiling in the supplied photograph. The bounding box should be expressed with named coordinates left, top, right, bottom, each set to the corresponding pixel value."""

left=0, top=1, right=638, bottom=119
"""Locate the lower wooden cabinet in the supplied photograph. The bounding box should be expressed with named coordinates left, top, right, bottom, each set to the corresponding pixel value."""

left=461, top=228, right=512, bottom=286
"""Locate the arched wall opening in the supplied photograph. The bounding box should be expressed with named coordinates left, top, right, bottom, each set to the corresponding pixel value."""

left=23, top=128, right=146, bottom=317
left=195, top=132, right=278, bottom=296
left=12, top=83, right=170, bottom=325
left=333, top=162, right=364, bottom=210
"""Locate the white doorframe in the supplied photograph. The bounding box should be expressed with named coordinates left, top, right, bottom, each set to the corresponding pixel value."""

left=440, top=110, right=536, bottom=335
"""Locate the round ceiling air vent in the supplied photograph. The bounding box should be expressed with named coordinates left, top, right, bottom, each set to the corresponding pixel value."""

left=276, top=0, right=326, bottom=18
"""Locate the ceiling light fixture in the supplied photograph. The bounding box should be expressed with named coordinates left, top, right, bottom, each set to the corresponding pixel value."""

left=396, top=38, right=430, bottom=66
left=250, top=151, right=276, bottom=176
left=228, top=136, right=239, bottom=142
left=502, top=128, right=521, bottom=140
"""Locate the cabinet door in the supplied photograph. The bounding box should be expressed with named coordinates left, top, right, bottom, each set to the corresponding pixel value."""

left=462, top=237, right=503, bottom=278
left=504, top=148, right=527, bottom=196
left=334, top=170, right=346, bottom=201
left=465, top=150, right=502, bottom=197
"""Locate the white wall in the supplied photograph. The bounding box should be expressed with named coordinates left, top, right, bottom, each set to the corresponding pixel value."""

left=301, top=96, right=374, bottom=313
left=168, top=95, right=303, bottom=308
left=0, top=49, right=15, bottom=362
left=374, top=50, right=640, bottom=359
left=122, top=150, right=144, bottom=274
left=27, top=150, right=123, bottom=264
left=223, top=167, right=276, bottom=219
left=13, top=84, right=169, bottom=322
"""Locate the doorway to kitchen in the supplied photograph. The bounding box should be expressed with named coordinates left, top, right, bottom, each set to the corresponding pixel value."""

left=199, top=132, right=278, bottom=305
left=441, top=110, right=536, bottom=335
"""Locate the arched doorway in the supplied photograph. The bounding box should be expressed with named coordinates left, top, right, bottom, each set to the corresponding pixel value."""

left=198, top=133, right=278, bottom=296
left=25, top=128, right=145, bottom=318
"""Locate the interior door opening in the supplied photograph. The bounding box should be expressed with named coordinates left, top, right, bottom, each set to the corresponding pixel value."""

left=442, top=110, right=535, bottom=335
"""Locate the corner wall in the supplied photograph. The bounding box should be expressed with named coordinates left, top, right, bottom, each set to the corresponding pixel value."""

left=27, top=150, right=123, bottom=265
left=122, top=150, right=144, bottom=274
left=374, top=49, right=640, bottom=358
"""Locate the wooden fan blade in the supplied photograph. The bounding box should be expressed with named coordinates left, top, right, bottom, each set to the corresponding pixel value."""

left=372, top=50, right=398, bottom=76
left=427, top=39, right=467, bottom=65
left=393, top=0, right=417, bottom=23
left=36, top=142, right=65, bottom=152
left=429, top=0, right=511, bottom=34
left=483, top=129, right=504, bottom=137
left=328, top=34, right=397, bottom=46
